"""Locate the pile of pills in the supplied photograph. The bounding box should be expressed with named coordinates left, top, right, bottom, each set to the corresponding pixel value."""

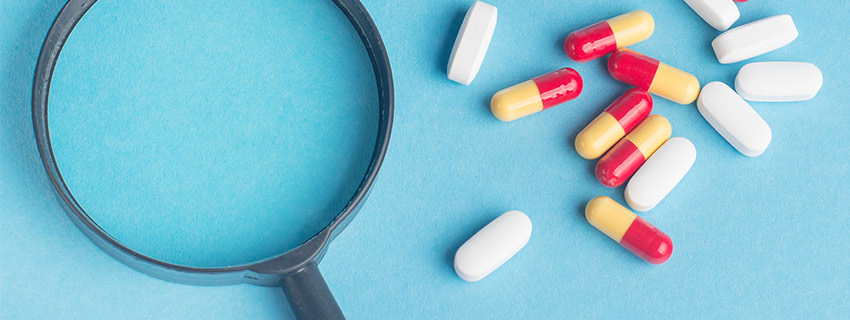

left=447, top=0, right=822, bottom=281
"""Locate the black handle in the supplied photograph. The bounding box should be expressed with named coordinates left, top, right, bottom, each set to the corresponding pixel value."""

left=280, top=262, right=345, bottom=320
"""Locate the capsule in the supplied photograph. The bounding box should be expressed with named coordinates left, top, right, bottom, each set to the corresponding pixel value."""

left=491, top=68, right=583, bottom=122
left=608, top=49, right=700, bottom=105
left=564, top=10, right=655, bottom=63
left=575, top=88, right=652, bottom=160
left=595, top=115, right=670, bottom=187
left=585, top=196, right=672, bottom=264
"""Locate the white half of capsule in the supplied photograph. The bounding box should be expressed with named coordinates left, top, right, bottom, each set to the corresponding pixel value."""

left=735, top=62, right=823, bottom=102
left=697, top=82, right=772, bottom=157
left=447, top=1, right=498, bottom=85
left=625, top=137, right=696, bottom=212
left=454, top=210, right=531, bottom=282
left=683, top=0, right=739, bottom=31
left=711, top=15, right=798, bottom=64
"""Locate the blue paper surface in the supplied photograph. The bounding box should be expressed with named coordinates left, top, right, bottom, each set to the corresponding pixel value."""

left=47, top=0, right=379, bottom=268
left=2, top=0, right=849, bottom=319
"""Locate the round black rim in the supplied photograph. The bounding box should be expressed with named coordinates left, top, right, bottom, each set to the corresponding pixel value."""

left=32, top=0, right=393, bottom=286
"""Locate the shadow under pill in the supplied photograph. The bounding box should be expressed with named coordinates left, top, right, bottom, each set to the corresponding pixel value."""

left=574, top=200, right=587, bottom=221
left=436, top=9, right=467, bottom=75
left=554, top=34, right=569, bottom=54
left=480, top=94, right=496, bottom=120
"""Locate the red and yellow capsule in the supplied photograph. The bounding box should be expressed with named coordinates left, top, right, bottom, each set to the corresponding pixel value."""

left=564, top=10, right=655, bottom=63
left=491, top=68, right=583, bottom=122
left=596, top=115, right=670, bottom=187
left=608, top=49, right=700, bottom=105
left=586, top=196, right=673, bottom=264
left=575, top=88, right=652, bottom=160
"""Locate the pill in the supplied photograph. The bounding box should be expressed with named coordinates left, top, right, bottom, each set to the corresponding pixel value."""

left=711, top=15, right=797, bottom=64
left=608, top=49, right=700, bottom=105
left=625, top=137, right=696, bottom=212
left=735, top=62, right=823, bottom=102
left=575, top=88, right=653, bottom=160
left=447, top=1, right=498, bottom=85
left=683, top=0, right=740, bottom=31
left=596, top=115, right=670, bottom=188
left=564, top=10, right=654, bottom=63
left=585, top=196, right=672, bottom=264
left=490, top=68, right=583, bottom=122
left=454, top=210, right=532, bottom=282
left=697, top=82, right=771, bottom=157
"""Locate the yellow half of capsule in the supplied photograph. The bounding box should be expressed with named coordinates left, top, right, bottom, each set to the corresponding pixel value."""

left=490, top=80, right=544, bottom=122
left=607, top=10, right=655, bottom=49
left=586, top=196, right=636, bottom=242
left=575, top=112, right=625, bottom=160
left=625, top=115, right=671, bottom=158
left=648, top=63, right=700, bottom=105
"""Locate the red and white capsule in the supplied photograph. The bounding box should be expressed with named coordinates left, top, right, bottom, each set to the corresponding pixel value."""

left=608, top=49, right=700, bottom=105
left=575, top=88, right=653, bottom=160
left=564, top=10, right=655, bottom=63
left=585, top=196, right=673, bottom=264
left=595, top=115, right=670, bottom=187
left=490, top=68, right=583, bottom=122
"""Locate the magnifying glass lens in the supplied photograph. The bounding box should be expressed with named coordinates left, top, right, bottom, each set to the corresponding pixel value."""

left=47, top=0, right=379, bottom=268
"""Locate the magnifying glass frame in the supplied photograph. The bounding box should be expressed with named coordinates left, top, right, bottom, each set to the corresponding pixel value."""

left=32, top=0, right=393, bottom=319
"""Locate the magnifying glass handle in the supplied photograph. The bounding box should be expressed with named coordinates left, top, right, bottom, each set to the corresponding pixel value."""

left=281, top=262, right=345, bottom=320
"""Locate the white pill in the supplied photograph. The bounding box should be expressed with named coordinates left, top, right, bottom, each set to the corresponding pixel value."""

left=454, top=210, right=531, bottom=282
left=625, top=137, right=696, bottom=212
left=447, top=1, right=497, bottom=85
left=697, top=82, right=772, bottom=157
left=683, top=0, right=739, bottom=31
left=735, top=62, right=823, bottom=102
left=711, top=15, right=798, bottom=64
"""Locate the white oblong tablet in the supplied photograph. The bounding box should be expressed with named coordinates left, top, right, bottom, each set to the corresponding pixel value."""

left=697, top=82, right=772, bottom=157
left=447, top=1, right=498, bottom=85
left=683, top=0, right=740, bottom=31
left=625, top=137, right=696, bottom=212
left=711, top=15, right=798, bottom=64
left=454, top=210, right=531, bottom=282
left=735, top=62, right=823, bottom=102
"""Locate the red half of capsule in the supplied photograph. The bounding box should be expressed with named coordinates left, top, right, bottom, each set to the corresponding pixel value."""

left=605, top=88, right=652, bottom=132
left=620, top=217, right=673, bottom=264
left=595, top=138, right=644, bottom=187
left=564, top=21, right=616, bottom=63
left=532, top=67, right=583, bottom=109
left=607, top=49, right=660, bottom=91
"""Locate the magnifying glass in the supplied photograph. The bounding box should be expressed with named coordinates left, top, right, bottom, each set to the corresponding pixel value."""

left=32, top=0, right=392, bottom=319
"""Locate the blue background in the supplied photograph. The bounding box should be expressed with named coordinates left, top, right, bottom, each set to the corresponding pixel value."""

left=2, top=0, right=849, bottom=319
left=45, top=0, right=381, bottom=268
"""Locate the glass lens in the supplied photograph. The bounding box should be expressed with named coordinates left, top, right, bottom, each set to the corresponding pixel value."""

left=48, top=0, right=378, bottom=267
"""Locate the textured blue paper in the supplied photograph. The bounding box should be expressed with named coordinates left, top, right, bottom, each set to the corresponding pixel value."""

left=2, top=0, right=849, bottom=319
left=47, top=0, right=379, bottom=268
